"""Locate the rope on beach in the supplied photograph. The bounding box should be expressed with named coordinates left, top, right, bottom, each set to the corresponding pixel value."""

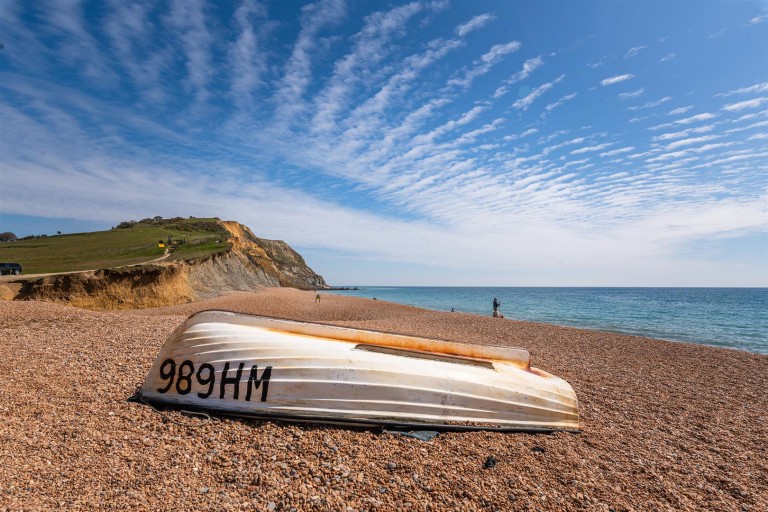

left=127, top=385, right=219, bottom=428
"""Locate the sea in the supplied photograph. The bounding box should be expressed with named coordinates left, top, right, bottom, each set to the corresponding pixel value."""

left=326, top=287, right=768, bottom=355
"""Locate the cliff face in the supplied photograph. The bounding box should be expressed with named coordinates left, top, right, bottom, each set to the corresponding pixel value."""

left=220, top=221, right=327, bottom=290
left=9, top=221, right=326, bottom=310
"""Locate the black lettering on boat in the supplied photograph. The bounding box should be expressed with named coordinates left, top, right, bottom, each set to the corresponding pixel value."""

left=195, top=363, right=215, bottom=399
left=154, top=360, right=273, bottom=401
left=157, top=358, right=176, bottom=393
left=176, top=360, right=194, bottom=395
left=219, top=362, right=245, bottom=399
left=245, top=365, right=273, bottom=402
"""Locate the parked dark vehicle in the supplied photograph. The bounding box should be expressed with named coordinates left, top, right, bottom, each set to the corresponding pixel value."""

left=0, top=263, right=22, bottom=275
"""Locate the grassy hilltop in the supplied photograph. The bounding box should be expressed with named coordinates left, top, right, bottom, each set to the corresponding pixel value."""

left=0, top=217, right=231, bottom=274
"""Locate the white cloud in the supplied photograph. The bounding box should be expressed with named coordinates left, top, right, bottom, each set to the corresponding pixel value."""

left=455, top=13, right=496, bottom=37
left=709, top=28, right=726, bottom=38
left=722, top=97, right=768, bottom=112
left=342, top=38, right=463, bottom=135
left=668, top=106, right=693, bottom=115
left=645, top=149, right=691, bottom=162
left=587, top=56, right=607, bottom=68
left=544, top=92, right=577, bottom=113
left=228, top=1, right=271, bottom=103
left=103, top=2, right=170, bottom=103
left=537, top=130, right=569, bottom=144
left=571, top=142, right=613, bottom=154
left=448, top=40, right=521, bottom=88
left=716, top=82, right=768, bottom=97
left=272, top=0, right=347, bottom=126
left=509, top=56, right=544, bottom=84
left=479, top=40, right=521, bottom=62
left=619, top=88, right=644, bottom=100
left=493, top=56, right=545, bottom=99
left=166, top=0, right=215, bottom=103
left=513, top=75, right=565, bottom=110
left=652, top=124, right=716, bottom=141
left=731, top=110, right=768, bottom=123
left=676, top=113, right=718, bottom=124
left=310, top=2, right=425, bottom=133
left=749, top=14, right=767, bottom=25
left=628, top=96, right=672, bottom=111
left=503, top=128, right=538, bottom=141
left=601, top=74, right=634, bottom=86
left=724, top=119, right=768, bottom=134
left=38, top=0, right=121, bottom=85
left=624, top=45, right=647, bottom=58
left=540, top=136, right=585, bottom=156
left=694, top=151, right=768, bottom=168
left=660, top=53, right=676, bottom=62
left=413, top=104, right=488, bottom=144
left=600, top=146, right=635, bottom=157
left=666, top=135, right=718, bottom=150
left=651, top=112, right=719, bottom=129
left=691, top=142, right=734, bottom=154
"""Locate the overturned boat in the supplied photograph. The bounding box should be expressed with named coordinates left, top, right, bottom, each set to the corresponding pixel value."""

left=139, top=310, right=579, bottom=432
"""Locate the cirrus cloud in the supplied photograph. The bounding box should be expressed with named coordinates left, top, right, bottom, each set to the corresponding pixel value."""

left=601, top=74, right=634, bottom=86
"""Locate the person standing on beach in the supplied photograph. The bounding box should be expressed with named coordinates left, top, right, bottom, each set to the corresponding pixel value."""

left=315, top=293, right=321, bottom=303
left=493, top=297, right=504, bottom=318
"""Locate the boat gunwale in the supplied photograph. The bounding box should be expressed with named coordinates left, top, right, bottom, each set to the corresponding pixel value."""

left=178, top=310, right=531, bottom=369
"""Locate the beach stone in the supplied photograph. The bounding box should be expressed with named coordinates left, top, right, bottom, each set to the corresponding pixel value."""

left=1, top=292, right=767, bottom=512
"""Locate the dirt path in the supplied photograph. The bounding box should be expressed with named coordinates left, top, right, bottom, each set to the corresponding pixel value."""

left=0, top=248, right=171, bottom=283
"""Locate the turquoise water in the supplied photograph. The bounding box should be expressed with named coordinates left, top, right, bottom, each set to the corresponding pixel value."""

left=326, top=287, right=768, bottom=354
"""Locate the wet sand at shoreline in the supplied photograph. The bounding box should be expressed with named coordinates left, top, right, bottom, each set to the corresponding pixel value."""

left=1, top=288, right=766, bottom=511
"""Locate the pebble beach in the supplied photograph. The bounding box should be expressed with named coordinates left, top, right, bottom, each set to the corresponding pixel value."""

left=1, top=288, right=766, bottom=511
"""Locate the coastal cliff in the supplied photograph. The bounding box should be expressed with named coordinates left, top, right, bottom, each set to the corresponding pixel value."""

left=7, top=220, right=326, bottom=310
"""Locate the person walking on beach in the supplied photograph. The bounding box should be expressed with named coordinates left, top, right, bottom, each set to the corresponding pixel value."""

left=315, top=293, right=321, bottom=303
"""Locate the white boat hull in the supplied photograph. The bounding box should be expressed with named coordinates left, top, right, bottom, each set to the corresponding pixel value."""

left=140, top=311, right=579, bottom=431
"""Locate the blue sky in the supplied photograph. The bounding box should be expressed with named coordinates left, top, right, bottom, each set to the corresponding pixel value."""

left=1, top=0, right=766, bottom=286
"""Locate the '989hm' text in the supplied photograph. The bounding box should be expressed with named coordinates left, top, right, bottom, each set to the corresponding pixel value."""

left=156, top=359, right=273, bottom=402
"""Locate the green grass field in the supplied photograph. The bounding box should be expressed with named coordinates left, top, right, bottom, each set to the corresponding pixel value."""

left=0, top=218, right=230, bottom=274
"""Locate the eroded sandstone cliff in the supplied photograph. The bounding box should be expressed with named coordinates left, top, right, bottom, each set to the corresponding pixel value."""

left=6, top=221, right=326, bottom=310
